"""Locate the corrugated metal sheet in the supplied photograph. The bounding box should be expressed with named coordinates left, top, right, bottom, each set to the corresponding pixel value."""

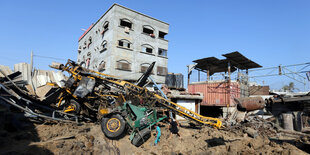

left=0, top=65, right=13, bottom=77
left=188, top=81, right=240, bottom=107
left=14, top=63, right=31, bottom=84
left=249, top=86, right=270, bottom=95
left=53, top=71, right=67, bottom=87
left=32, top=70, right=66, bottom=88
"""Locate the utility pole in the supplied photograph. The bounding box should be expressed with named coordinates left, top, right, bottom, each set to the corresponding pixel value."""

left=30, top=51, right=33, bottom=73
left=30, top=51, right=36, bottom=93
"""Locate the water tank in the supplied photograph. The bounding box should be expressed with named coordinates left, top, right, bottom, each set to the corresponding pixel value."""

left=165, top=73, right=184, bottom=89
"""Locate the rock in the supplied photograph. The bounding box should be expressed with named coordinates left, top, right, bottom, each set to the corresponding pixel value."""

left=88, top=135, right=95, bottom=142
left=56, top=142, right=64, bottom=148
left=244, top=127, right=258, bottom=138
left=274, top=147, right=283, bottom=152
left=85, top=142, right=93, bottom=148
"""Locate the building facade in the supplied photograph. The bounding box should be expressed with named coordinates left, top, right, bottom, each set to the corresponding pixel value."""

left=77, top=4, right=169, bottom=83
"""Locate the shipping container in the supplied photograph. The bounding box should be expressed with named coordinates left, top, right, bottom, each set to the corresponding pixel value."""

left=188, top=80, right=240, bottom=106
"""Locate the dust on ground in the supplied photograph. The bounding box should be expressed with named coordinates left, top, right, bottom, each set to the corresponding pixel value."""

left=1, top=114, right=309, bottom=155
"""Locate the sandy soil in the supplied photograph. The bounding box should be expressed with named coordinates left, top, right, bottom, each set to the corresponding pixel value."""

left=1, top=115, right=309, bottom=155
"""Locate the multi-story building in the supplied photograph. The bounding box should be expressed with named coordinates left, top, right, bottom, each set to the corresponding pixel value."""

left=77, top=4, right=169, bottom=84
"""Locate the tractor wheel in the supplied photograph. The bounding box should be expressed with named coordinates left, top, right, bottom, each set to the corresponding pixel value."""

left=101, top=114, right=126, bottom=139
left=131, top=128, right=151, bottom=147
left=64, top=99, right=81, bottom=114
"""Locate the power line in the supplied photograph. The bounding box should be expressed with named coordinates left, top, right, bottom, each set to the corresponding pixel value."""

left=33, top=54, right=67, bottom=61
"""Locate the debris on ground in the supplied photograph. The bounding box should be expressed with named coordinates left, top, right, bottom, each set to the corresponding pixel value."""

left=1, top=60, right=310, bottom=154
left=1, top=115, right=309, bottom=154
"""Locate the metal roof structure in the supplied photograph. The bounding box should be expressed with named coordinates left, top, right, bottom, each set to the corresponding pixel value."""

left=193, top=51, right=262, bottom=75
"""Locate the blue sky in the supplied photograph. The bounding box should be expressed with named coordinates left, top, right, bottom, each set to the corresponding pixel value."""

left=0, top=0, right=309, bottom=91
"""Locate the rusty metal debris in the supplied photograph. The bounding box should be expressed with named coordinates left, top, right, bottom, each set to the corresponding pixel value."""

left=235, top=97, right=265, bottom=111
left=0, top=59, right=222, bottom=147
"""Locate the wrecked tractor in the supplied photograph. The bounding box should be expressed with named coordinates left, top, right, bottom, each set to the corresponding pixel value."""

left=49, top=60, right=165, bottom=146
left=101, top=101, right=166, bottom=147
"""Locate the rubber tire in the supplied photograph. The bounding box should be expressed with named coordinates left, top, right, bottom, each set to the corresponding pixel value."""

left=131, top=128, right=151, bottom=147
left=101, top=114, right=126, bottom=139
left=64, top=99, right=81, bottom=114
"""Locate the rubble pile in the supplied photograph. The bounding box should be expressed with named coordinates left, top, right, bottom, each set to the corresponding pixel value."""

left=0, top=116, right=309, bottom=154
left=0, top=61, right=309, bottom=154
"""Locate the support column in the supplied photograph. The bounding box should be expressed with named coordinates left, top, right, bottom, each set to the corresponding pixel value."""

left=228, top=61, right=231, bottom=81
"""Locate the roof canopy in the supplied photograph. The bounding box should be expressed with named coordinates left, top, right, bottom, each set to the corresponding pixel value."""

left=193, top=51, right=262, bottom=75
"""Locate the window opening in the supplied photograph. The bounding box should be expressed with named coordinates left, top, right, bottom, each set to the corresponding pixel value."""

left=159, top=31, right=167, bottom=39
left=143, top=27, right=154, bottom=35
left=102, top=21, right=109, bottom=34
left=140, top=63, right=153, bottom=74
left=141, top=44, right=154, bottom=54
left=101, top=40, right=107, bottom=52
left=88, top=36, right=92, bottom=48
left=78, top=46, right=82, bottom=54
left=120, top=19, right=132, bottom=29
left=83, top=41, right=87, bottom=49
left=104, top=22, right=109, bottom=29
left=143, top=25, right=155, bottom=37
left=157, top=66, right=168, bottom=76
left=118, top=40, right=131, bottom=49
left=116, top=60, right=131, bottom=71
left=98, top=61, right=105, bottom=72
left=158, top=48, right=167, bottom=57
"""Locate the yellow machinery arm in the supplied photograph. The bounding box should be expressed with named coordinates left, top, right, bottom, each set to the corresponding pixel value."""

left=50, top=60, right=222, bottom=128
left=153, top=94, right=222, bottom=128
left=99, top=77, right=222, bottom=128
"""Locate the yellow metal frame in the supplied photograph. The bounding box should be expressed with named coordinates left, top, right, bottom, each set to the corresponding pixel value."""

left=64, top=105, right=75, bottom=113
left=52, top=59, right=222, bottom=129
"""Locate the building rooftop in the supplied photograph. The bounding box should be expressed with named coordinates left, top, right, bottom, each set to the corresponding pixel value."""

left=78, top=3, right=169, bottom=42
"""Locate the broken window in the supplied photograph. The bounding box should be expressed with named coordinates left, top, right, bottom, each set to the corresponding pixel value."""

left=158, top=48, right=167, bottom=57
left=120, top=19, right=132, bottom=29
left=100, top=40, right=107, bottom=53
left=142, top=25, right=155, bottom=37
left=157, top=66, right=168, bottom=76
left=159, top=31, right=167, bottom=39
left=141, top=44, right=154, bottom=54
left=98, top=61, right=105, bottom=72
left=116, top=60, right=131, bottom=71
left=118, top=39, right=131, bottom=49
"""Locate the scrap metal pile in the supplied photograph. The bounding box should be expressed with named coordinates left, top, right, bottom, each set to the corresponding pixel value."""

left=0, top=59, right=221, bottom=146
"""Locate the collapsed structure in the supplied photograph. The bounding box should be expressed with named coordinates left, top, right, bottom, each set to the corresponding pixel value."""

left=0, top=59, right=222, bottom=147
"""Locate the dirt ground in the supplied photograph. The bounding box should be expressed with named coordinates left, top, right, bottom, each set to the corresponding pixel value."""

left=1, top=112, right=309, bottom=155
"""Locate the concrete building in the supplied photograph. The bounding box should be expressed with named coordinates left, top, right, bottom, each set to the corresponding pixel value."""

left=77, top=4, right=169, bottom=84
